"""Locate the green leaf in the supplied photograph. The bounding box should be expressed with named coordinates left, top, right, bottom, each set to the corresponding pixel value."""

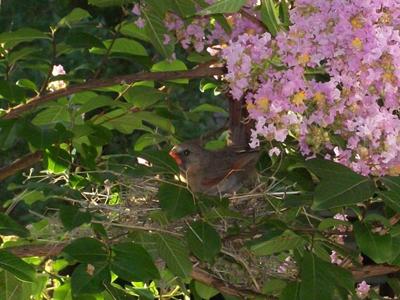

left=135, top=111, right=175, bottom=133
left=58, top=8, right=91, bottom=28
left=134, top=133, right=167, bottom=151
left=32, top=103, right=70, bottom=126
left=44, top=146, right=70, bottom=174
left=123, top=86, right=164, bottom=108
left=300, top=252, right=353, bottom=299
left=63, top=238, right=109, bottom=263
left=16, top=79, right=38, bottom=92
left=0, top=120, right=19, bottom=150
left=381, top=177, right=400, bottom=212
left=0, top=213, right=29, bottom=237
left=77, top=95, right=116, bottom=114
left=251, top=230, right=305, bottom=256
left=190, top=103, right=227, bottom=115
left=71, top=263, right=110, bottom=296
left=197, top=0, right=246, bottom=15
left=305, top=158, right=375, bottom=210
left=280, top=282, right=301, bottom=300
left=7, top=47, right=41, bottom=65
left=0, top=80, right=26, bottom=103
left=187, top=52, right=214, bottom=63
left=53, top=281, right=72, bottom=300
left=0, top=250, right=35, bottom=282
left=142, top=8, right=174, bottom=58
left=354, top=222, right=397, bottom=264
left=151, top=60, right=188, bottom=84
left=185, top=221, right=221, bottom=262
left=158, top=183, right=196, bottom=219
left=91, top=38, right=148, bottom=56
left=59, top=206, right=91, bottom=231
left=119, top=21, right=150, bottom=43
left=110, top=242, right=160, bottom=282
left=0, top=28, right=50, bottom=48
left=138, top=149, right=179, bottom=174
left=262, top=279, right=287, bottom=295
left=318, top=218, right=350, bottom=231
left=156, top=234, right=192, bottom=278
left=171, top=0, right=197, bottom=17
left=0, top=271, right=48, bottom=300
left=88, top=0, right=132, bottom=7
left=65, top=32, right=104, bottom=49
left=260, top=0, right=281, bottom=36
left=279, top=0, right=290, bottom=29
left=95, top=110, right=142, bottom=134
left=104, top=283, right=138, bottom=300
left=194, top=281, right=219, bottom=299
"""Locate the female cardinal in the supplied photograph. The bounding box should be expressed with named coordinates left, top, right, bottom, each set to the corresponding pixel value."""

left=169, top=141, right=259, bottom=195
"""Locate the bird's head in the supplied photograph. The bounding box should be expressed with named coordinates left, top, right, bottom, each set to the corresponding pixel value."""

left=169, top=142, right=205, bottom=171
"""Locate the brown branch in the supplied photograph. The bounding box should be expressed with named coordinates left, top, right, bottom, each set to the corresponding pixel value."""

left=0, top=151, right=42, bottom=181
left=240, top=9, right=266, bottom=29
left=191, top=268, right=267, bottom=298
left=3, top=65, right=225, bottom=120
left=351, top=265, right=400, bottom=281
left=8, top=242, right=67, bottom=257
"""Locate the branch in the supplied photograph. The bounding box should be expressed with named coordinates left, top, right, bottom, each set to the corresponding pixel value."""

left=3, top=64, right=225, bottom=120
left=351, top=265, right=400, bottom=281
left=0, top=151, right=42, bottom=181
left=191, top=268, right=267, bottom=298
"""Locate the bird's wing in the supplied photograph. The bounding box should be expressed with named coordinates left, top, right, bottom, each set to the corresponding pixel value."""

left=201, top=151, right=259, bottom=187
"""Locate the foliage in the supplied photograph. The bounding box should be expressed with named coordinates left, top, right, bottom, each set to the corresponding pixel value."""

left=0, top=0, right=399, bottom=299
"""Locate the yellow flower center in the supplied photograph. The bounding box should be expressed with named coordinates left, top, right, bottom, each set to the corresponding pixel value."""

left=352, top=37, right=363, bottom=50
left=350, top=15, right=364, bottom=29
left=292, top=91, right=306, bottom=106
left=246, top=102, right=256, bottom=111
left=313, top=92, right=326, bottom=107
left=297, top=53, right=310, bottom=65
left=257, top=97, right=269, bottom=111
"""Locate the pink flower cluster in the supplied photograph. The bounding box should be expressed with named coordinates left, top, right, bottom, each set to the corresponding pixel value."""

left=132, top=1, right=400, bottom=176
left=241, top=0, right=400, bottom=176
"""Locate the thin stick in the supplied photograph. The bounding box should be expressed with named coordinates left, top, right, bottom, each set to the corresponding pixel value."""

left=3, top=64, right=224, bottom=120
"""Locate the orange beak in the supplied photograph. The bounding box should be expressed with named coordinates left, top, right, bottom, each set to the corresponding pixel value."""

left=169, top=149, right=182, bottom=165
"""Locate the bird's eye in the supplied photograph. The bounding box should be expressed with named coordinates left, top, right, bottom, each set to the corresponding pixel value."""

left=183, top=149, right=190, bottom=156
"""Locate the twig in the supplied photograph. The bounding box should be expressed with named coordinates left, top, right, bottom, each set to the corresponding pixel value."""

left=351, top=265, right=400, bottom=281
left=240, top=9, right=266, bottom=29
left=91, top=220, right=182, bottom=237
left=389, top=213, right=400, bottom=226
left=0, top=151, right=42, bottom=181
left=190, top=268, right=267, bottom=298
left=39, top=29, right=57, bottom=94
left=92, top=24, right=122, bottom=79
left=3, top=64, right=225, bottom=120
left=221, top=248, right=261, bottom=291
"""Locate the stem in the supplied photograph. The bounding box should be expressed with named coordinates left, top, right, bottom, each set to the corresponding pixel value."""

left=3, top=64, right=225, bottom=120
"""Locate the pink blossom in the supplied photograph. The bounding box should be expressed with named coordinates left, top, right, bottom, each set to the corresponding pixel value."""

left=163, top=34, right=171, bottom=45
left=131, top=3, right=141, bottom=16
left=356, top=281, right=370, bottom=299
left=52, top=65, right=66, bottom=76
left=135, top=17, right=145, bottom=28
left=330, top=251, right=343, bottom=265
left=268, top=147, right=281, bottom=157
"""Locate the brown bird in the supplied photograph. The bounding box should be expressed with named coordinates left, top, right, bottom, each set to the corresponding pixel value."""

left=169, top=141, right=259, bottom=195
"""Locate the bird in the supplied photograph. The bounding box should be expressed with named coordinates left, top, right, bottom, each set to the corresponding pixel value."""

left=169, top=141, right=260, bottom=196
